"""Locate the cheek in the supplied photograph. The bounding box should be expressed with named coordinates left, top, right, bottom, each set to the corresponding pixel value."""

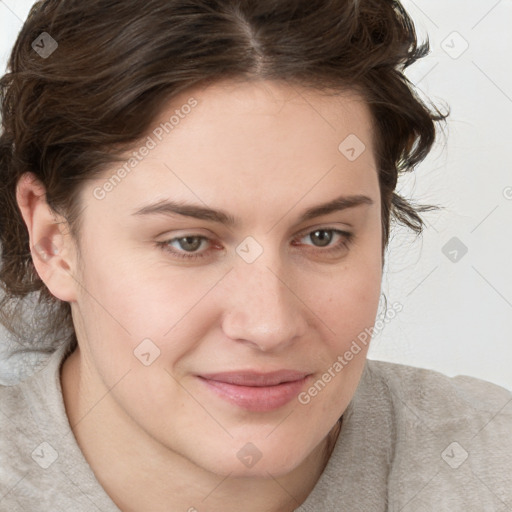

left=75, top=238, right=208, bottom=333
left=73, top=247, right=224, bottom=379
left=306, top=257, right=382, bottom=347
left=294, top=265, right=381, bottom=430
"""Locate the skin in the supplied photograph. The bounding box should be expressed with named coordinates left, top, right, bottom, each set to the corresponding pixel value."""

left=17, top=79, right=383, bottom=512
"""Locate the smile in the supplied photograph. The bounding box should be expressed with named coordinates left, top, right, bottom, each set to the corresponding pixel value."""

left=197, top=371, right=312, bottom=412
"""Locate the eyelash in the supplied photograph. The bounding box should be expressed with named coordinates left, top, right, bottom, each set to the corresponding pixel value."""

left=155, top=228, right=354, bottom=261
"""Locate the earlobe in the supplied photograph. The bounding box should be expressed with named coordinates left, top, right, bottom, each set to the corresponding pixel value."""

left=16, top=172, right=78, bottom=302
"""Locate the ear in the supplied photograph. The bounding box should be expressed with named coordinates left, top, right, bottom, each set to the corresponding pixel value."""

left=16, top=172, right=78, bottom=302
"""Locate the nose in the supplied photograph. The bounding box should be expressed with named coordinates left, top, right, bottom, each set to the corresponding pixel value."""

left=220, top=258, right=308, bottom=352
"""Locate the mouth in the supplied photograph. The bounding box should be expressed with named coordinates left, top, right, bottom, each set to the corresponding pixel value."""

left=196, top=370, right=312, bottom=412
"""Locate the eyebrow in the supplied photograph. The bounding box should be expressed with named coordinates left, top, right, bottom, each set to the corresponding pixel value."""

left=131, top=194, right=374, bottom=226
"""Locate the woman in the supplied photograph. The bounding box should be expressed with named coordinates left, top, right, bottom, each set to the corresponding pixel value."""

left=0, top=0, right=510, bottom=510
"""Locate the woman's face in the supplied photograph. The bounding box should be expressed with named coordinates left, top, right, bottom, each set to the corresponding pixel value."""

left=67, top=79, right=382, bottom=477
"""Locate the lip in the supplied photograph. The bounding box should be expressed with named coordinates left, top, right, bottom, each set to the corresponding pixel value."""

left=197, top=370, right=312, bottom=412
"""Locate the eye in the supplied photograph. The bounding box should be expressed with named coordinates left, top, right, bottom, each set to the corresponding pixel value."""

left=156, top=227, right=354, bottom=262
left=304, top=229, right=336, bottom=247
left=292, top=228, right=354, bottom=256
left=156, top=235, right=216, bottom=260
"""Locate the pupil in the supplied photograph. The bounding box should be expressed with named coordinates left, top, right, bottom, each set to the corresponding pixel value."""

left=180, top=237, right=201, bottom=251
left=312, top=230, right=331, bottom=247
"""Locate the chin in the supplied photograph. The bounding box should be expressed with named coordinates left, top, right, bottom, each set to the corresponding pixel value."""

left=222, top=457, right=304, bottom=479
left=189, top=442, right=309, bottom=479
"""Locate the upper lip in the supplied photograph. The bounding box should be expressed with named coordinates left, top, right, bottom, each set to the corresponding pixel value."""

left=198, top=370, right=310, bottom=387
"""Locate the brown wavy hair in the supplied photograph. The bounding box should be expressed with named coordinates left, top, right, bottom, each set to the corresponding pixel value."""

left=0, top=0, right=448, bottom=351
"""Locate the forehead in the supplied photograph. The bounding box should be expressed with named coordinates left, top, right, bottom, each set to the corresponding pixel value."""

left=86, top=79, right=379, bottom=224
left=169, top=78, right=376, bottom=154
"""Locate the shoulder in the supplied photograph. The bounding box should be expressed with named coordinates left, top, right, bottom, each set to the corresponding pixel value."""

left=0, top=364, right=48, bottom=508
left=365, top=358, right=512, bottom=413
left=0, top=342, right=119, bottom=511
left=363, top=358, right=512, bottom=447
left=0, top=350, right=64, bottom=504
left=363, top=359, right=512, bottom=509
left=0, top=369, right=39, bottom=452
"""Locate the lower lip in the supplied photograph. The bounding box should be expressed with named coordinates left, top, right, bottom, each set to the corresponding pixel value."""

left=198, top=376, right=310, bottom=412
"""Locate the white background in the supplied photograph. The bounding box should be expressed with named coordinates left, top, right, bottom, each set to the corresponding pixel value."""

left=1, top=0, right=511, bottom=389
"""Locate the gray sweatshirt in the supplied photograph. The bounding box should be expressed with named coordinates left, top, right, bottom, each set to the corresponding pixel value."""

left=1, top=340, right=511, bottom=511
